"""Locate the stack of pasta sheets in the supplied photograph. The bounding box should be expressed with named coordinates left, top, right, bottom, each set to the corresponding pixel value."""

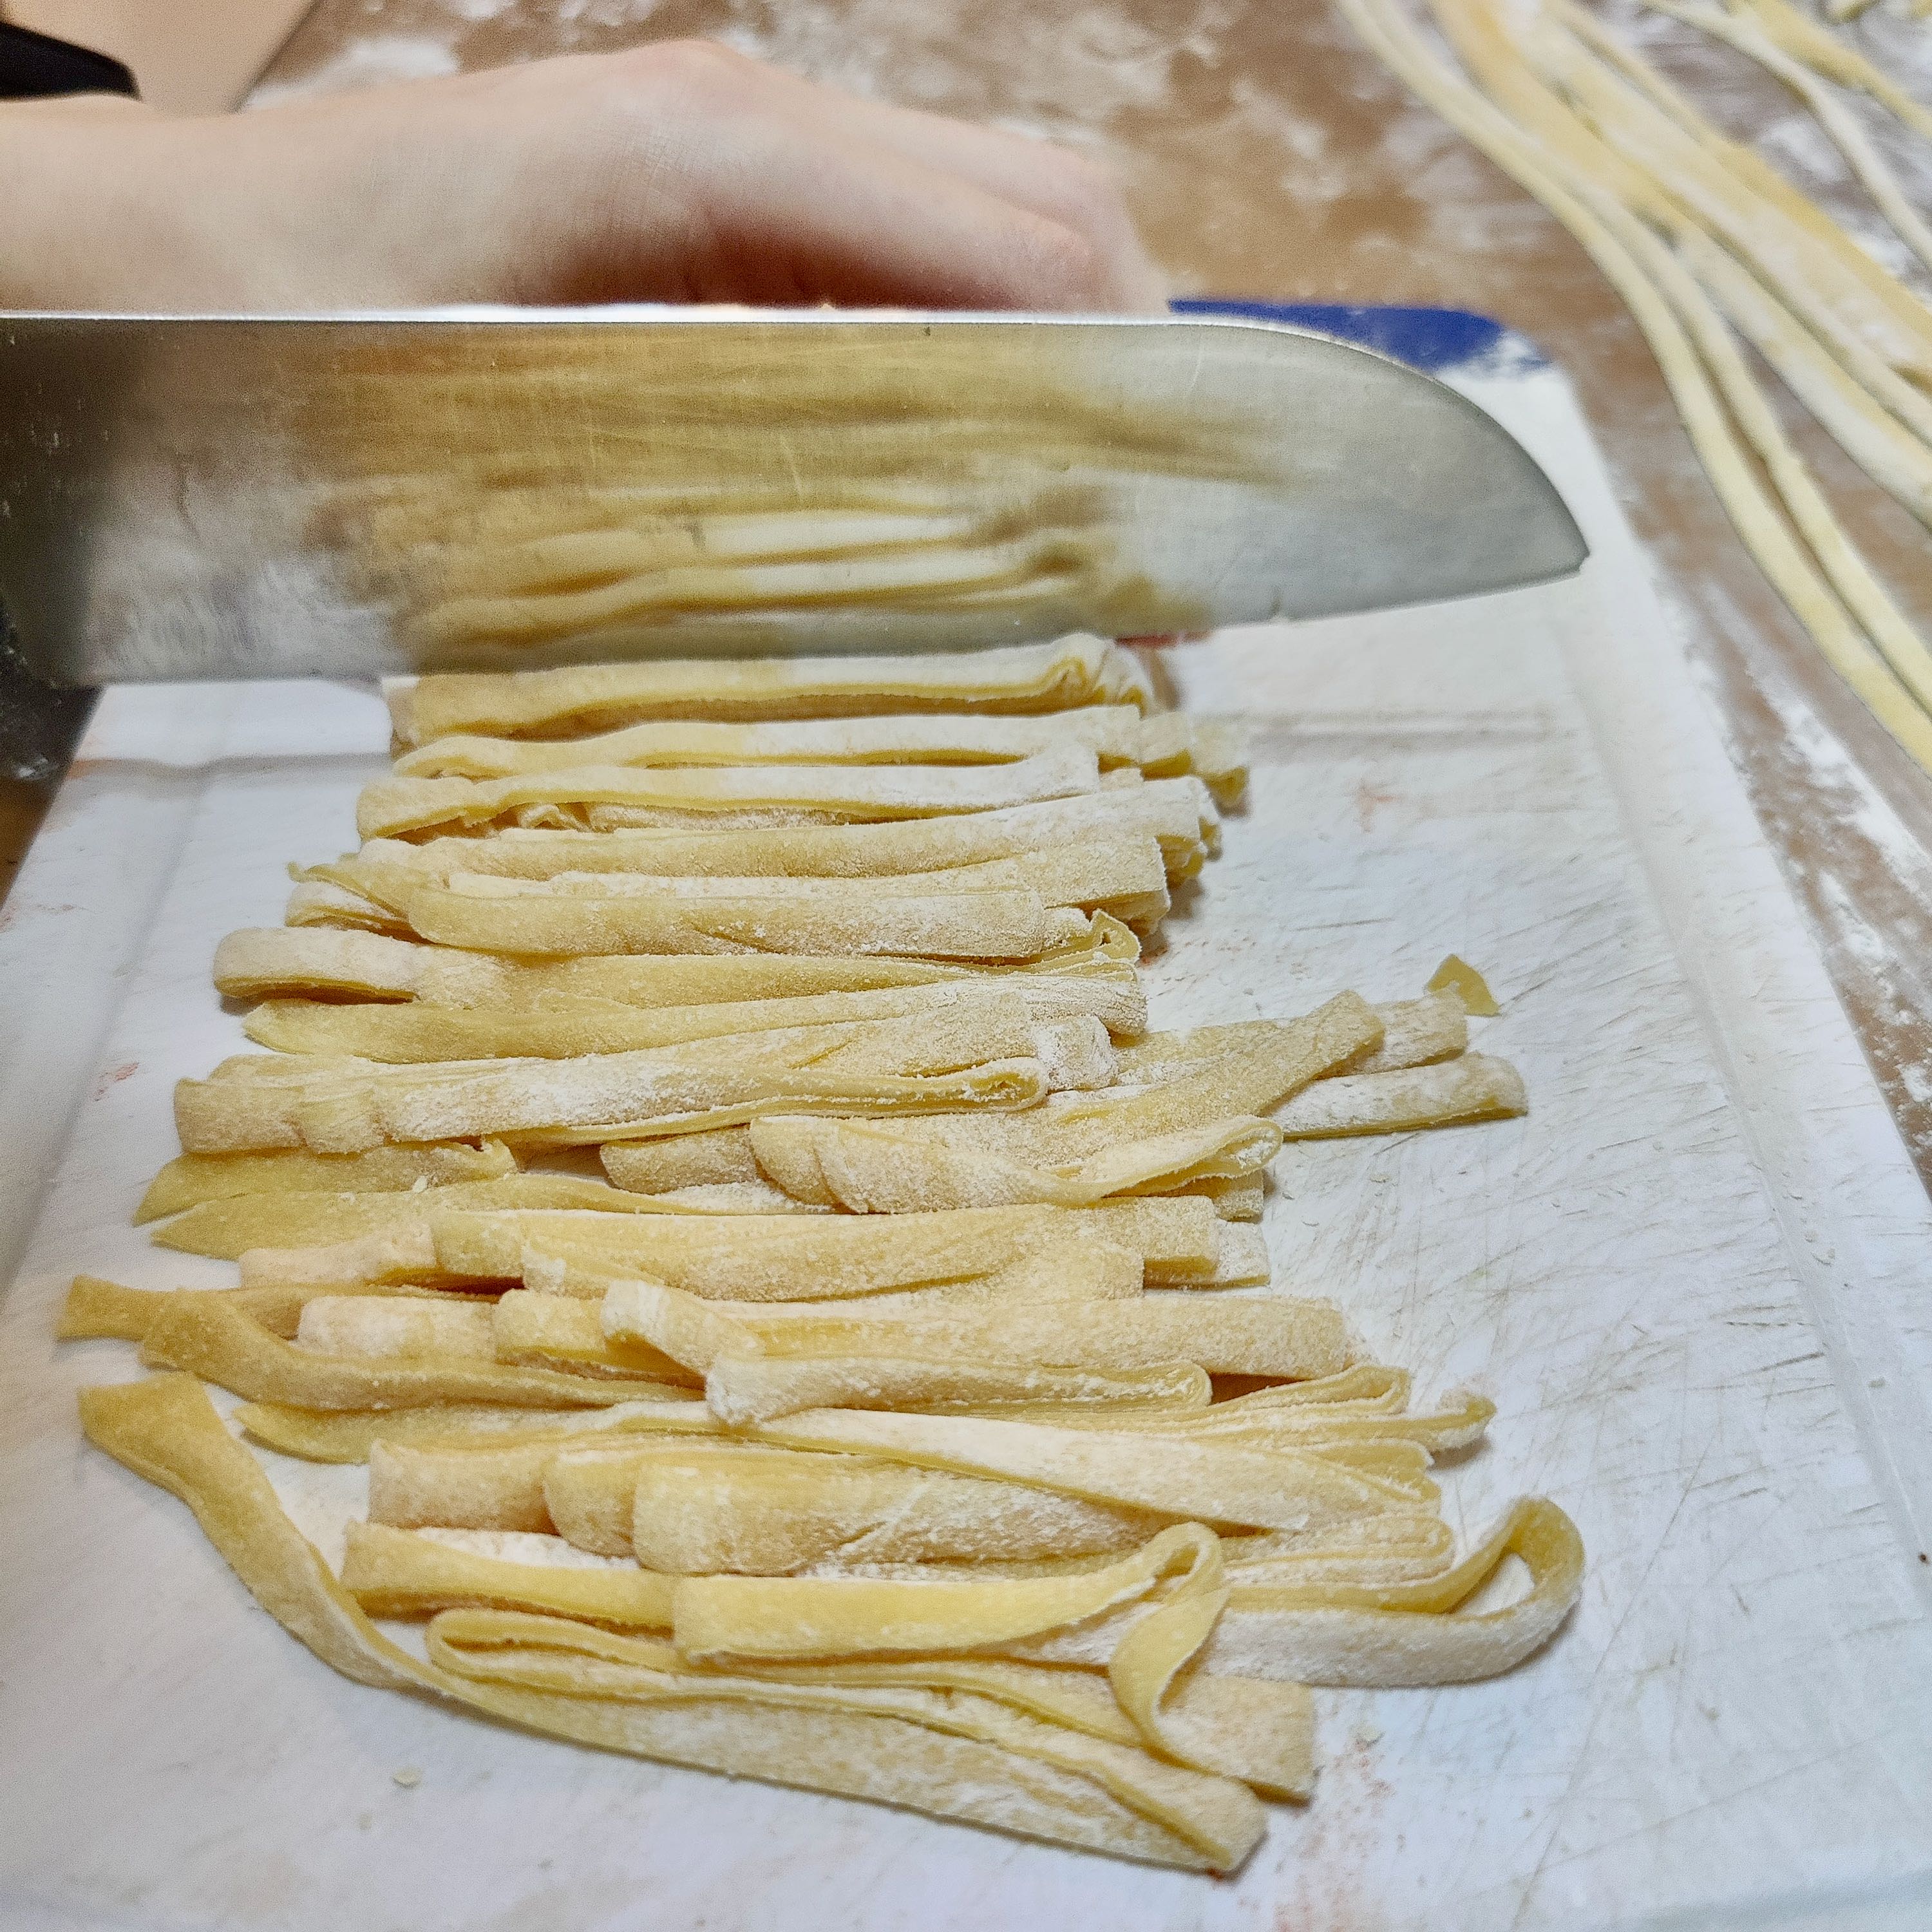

left=64, top=634, right=1582, bottom=1874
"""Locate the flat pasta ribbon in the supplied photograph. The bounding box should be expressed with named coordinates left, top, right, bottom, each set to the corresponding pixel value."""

left=671, top=1520, right=1224, bottom=1665
left=345, top=784, right=1212, bottom=892
left=388, top=638, right=1155, bottom=743
left=356, top=746, right=1102, bottom=841
left=748, top=1113, right=1282, bottom=1213
left=211, top=916, right=1148, bottom=1011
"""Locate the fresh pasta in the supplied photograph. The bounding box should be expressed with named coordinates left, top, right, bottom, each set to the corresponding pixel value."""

left=70, top=639, right=1565, bottom=1872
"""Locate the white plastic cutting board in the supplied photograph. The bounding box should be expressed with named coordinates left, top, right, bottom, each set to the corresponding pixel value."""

left=3, top=353, right=1932, bottom=1932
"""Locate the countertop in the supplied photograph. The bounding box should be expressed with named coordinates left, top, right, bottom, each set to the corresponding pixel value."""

left=9, top=0, right=1932, bottom=1184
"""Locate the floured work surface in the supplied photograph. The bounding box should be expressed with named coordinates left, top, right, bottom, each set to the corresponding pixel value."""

left=4, top=365, right=1932, bottom=1928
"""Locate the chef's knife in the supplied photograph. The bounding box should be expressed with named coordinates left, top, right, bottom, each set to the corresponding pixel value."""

left=0, top=309, right=1586, bottom=684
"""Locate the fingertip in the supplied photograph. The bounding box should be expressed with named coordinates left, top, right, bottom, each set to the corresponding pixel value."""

left=1013, top=213, right=1167, bottom=316
left=1115, top=252, right=1173, bottom=317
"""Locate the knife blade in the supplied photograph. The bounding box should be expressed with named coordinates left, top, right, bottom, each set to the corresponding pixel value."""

left=0, top=310, right=1586, bottom=685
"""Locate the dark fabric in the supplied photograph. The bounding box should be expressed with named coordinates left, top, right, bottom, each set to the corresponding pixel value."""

left=0, top=21, right=137, bottom=100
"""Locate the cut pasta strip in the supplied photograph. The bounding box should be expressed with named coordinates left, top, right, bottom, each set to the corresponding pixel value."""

left=376, top=1438, right=609, bottom=1532
left=699, top=1454, right=1146, bottom=1571
left=343, top=1522, right=677, bottom=1625
left=310, top=838, right=1171, bottom=938
left=348, top=784, right=1212, bottom=888
left=59, top=1274, right=482, bottom=1346
left=395, top=708, right=1141, bottom=778
left=1097, top=1385, right=1497, bottom=1455
left=744, top=1113, right=1281, bottom=1213
left=235, top=1216, right=1151, bottom=1307
left=603, top=1128, right=758, bottom=1192
left=701, top=1321, right=1345, bottom=1426
left=399, top=882, right=1079, bottom=961
left=674, top=1520, right=1223, bottom=1665
left=415, top=1200, right=1228, bottom=1300
left=233, top=1398, right=705, bottom=1464
left=583, top=778, right=1222, bottom=851
left=1348, top=994, right=1471, bottom=1073
left=598, top=1280, right=1350, bottom=1398
left=296, top=1294, right=497, bottom=1361
left=357, top=746, right=1101, bottom=841
left=1114, top=996, right=1466, bottom=1087
left=1272, top=1054, right=1527, bottom=1139
left=632, top=1180, right=824, bottom=1215
left=79, top=1374, right=440, bottom=1692
left=600, top=1439, right=1166, bottom=1570
left=151, top=1173, right=719, bottom=1262
left=212, top=920, right=1143, bottom=1013
left=748, top=1407, right=1419, bottom=1533
left=1425, top=954, right=1499, bottom=1018
left=1216, top=1513, right=1458, bottom=1591
left=1181, top=1171, right=1264, bottom=1220
left=137, top=1293, right=681, bottom=1410
left=397, top=707, right=1180, bottom=779
left=175, top=1048, right=1051, bottom=1157
left=242, top=999, right=1115, bottom=1093
left=388, top=637, right=1154, bottom=743
left=1033, top=1499, right=1586, bottom=1689
left=136, top=1141, right=516, bottom=1224
left=59, top=1275, right=194, bottom=1343
left=705, top=1353, right=1209, bottom=1425
left=368, top=1426, right=719, bottom=1530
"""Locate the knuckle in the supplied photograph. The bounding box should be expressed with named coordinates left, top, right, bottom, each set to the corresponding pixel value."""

left=571, top=39, right=764, bottom=178
left=626, top=37, right=755, bottom=105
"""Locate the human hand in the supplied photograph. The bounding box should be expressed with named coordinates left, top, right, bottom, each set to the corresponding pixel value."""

left=0, top=42, right=1166, bottom=313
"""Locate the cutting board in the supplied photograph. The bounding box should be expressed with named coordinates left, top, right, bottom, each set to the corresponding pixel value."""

left=4, top=309, right=1932, bottom=1932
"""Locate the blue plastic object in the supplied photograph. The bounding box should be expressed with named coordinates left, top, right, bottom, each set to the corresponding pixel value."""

left=1171, top=298, right=1542, bottom=377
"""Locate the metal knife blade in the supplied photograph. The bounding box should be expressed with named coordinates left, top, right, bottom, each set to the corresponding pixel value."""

left=0, top=310, right=1586, bottom=685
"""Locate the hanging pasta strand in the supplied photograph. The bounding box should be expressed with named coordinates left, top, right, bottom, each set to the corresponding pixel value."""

left=1640, top=0, right=1932, bottom=278
left=1334, top=0, right=1932, bottom=772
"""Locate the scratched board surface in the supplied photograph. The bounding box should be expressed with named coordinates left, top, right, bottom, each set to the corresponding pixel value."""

left=3, top=354, right=1932, bottom=1930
